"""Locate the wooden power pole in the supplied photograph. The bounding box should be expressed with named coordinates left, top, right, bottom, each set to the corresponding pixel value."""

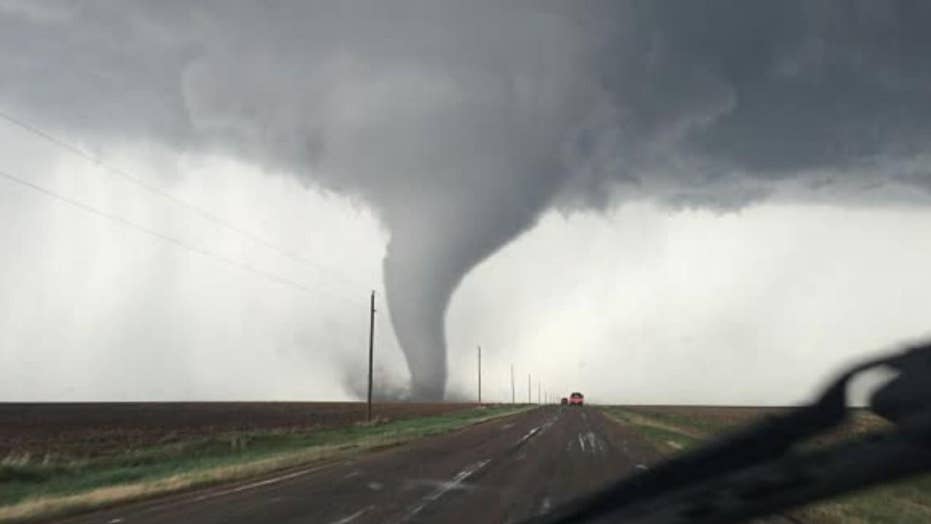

left=477, top=346, right=482, bottom=404
left=367, top=290, right=376, bottom=422
left=510, top=364, right=515, bottom=404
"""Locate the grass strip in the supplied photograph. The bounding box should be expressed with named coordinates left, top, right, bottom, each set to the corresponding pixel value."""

left=0, top=404, right=534, bottom=523
left=599, top=407, right=702, bottom=454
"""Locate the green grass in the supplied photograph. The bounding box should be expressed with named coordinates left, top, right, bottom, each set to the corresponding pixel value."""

left=599, top=407, right=703, bottom=453
left=0, top=404, right=531, bottom=522
left=623, top=423, right=700, bottom=453
left=622, top=409, right=740, bottom=435
left=599, top=406, right=931, bottom=523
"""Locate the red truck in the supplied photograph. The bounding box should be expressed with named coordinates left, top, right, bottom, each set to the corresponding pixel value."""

left=569, top=392, right=584, bottom=406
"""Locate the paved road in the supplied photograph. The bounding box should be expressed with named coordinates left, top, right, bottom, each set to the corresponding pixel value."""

left=60, top=406, right=662, bottom=524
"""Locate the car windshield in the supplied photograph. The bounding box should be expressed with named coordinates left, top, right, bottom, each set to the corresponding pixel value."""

left=2, top=2, right=930, bottom=523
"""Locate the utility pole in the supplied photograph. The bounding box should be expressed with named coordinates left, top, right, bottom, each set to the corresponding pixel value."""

left=367, top=290, right=376, bottom=422
left=528, top=374, right=531, bottom=404
left=477, top=346, right=482, bottom=405
left=538, top=382, right=541, bottom=404
left=510, top=364, right=515, bottom=404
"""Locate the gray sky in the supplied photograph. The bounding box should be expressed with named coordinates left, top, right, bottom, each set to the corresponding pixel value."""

left=1, top=1, right=930, bottom=403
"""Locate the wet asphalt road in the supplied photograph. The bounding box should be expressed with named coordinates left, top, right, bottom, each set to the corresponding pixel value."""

left=59, top=406, right=663, bottom=524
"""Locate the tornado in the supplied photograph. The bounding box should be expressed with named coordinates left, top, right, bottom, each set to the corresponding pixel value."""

left=383, top=238, right=453, bottom=401
left=381, top=182, right=561, bottom=399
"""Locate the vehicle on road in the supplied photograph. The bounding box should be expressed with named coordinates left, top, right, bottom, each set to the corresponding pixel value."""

left=560, top=397, right=568, bottom=405
left=569, top=392, right=584, bottom=406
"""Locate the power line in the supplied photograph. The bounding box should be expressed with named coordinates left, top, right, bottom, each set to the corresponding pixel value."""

left=0, top=109, right=373, bottom=294
left=0, top=169, right=355, bottom=302
left=0, top=115, right=425, bottom=388
left=0, top=109, right=448, bottom=316
left=4, top=163, right=373, bottom=348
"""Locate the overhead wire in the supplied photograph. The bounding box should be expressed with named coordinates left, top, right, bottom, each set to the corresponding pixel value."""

left=0, top=109, right=442, bottom=344
left=2, top=110, right=472, bottom=319
left=0, top=168, right=368, bottom=309
left=0, top=109, right=403, bottom=380
left=0, top=109, right=375, bottom=296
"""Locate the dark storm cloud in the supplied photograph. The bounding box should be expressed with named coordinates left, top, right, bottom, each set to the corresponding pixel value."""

left=560, top=1, right=931, bottom=209
left=2, top=0, right=930, bottom=398
left=651, top=1, right=931, bottom=174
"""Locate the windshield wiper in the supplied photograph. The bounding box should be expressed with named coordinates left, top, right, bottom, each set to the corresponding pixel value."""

left=529, top=341, right=931, bottom=523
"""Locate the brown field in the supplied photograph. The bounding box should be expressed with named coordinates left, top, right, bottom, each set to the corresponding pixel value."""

left=0, top=402, right=474, bottom=459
